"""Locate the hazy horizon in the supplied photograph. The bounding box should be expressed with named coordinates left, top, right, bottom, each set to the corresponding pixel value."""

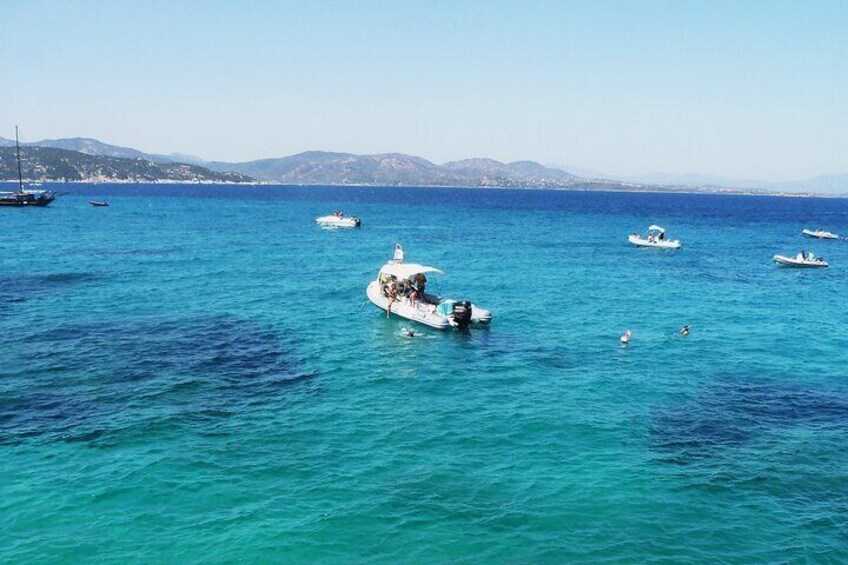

left=3, top=1, right=847, bottom=182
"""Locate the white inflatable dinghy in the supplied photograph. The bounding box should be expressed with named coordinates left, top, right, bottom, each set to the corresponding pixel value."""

left=773, top=252, right=828, bottom=268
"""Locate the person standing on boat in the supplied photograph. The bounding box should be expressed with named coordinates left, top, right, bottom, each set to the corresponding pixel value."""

left=408, top=273, right=426, bottom=308
left=415, top=273, right=427, bottom=301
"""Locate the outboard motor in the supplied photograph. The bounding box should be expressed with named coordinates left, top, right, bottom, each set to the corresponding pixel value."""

left=451, top=300, right=473, bottom=328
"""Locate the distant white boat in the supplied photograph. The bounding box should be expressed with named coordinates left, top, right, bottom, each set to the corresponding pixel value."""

left=628, top=225, right=681, bottom=249
left=801, top=228, right=838, bottom=240
left=774, top=251, right=828, bottom=268
left=316, top=213, right=361, bottom=228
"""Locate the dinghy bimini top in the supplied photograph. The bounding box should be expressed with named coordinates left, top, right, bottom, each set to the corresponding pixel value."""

left=379, top=262, right=444, bottom=281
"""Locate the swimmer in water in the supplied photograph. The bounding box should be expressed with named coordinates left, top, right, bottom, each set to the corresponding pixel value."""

left=401, top=327, right=415, bottom=338
left=680, top=325, right=691, bottom=336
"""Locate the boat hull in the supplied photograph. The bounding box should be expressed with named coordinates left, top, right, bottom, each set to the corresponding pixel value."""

left=0, top=192, right=56, bottom=207
left=316, top=215, right=361, bottom=228
left=628, top=235, right=681, bottom=249
left=366, top=281, right=492, bottom=329
left=801, top=229, right=838, bottom=240
left=773, top=255, right=828, bottom=268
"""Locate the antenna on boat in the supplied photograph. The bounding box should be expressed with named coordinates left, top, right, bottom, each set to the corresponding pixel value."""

left=15, top=126, right=24, bottom=194
left=392, top=243, right=404, bottom=263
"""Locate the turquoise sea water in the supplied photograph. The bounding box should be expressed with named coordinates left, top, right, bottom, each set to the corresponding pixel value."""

left=3, top=184, right=848, bottom=563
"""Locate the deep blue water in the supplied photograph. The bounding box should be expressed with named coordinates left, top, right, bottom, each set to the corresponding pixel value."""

left=2, top=184, right=848, bottom=563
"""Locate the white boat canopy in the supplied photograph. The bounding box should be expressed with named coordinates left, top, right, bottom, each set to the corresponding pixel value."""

left=648, top=225, right=665, bottom=233
left=379, top=263, right=444, bottom=279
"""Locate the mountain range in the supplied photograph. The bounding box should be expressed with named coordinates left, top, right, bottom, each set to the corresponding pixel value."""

left=201, top=152, right=584, bottom=188
left=0, top=136, right=620, bottom=189
left=552, top=166, right=848, bottom=195
left=1, top=135, right=844, bottom=194
left=0, top=145, right=252, bottom=184
left=648, top=171, right=848, bottom=195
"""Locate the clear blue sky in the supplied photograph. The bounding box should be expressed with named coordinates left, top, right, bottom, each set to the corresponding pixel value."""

left=3, top=0, right=846, bottom=180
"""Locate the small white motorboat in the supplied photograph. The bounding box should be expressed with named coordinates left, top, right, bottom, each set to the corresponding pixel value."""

left=316, top=213, right=361, bottom=228
left=366, top=245, right=492, bottom=330
left=801, top=228, right=838, bottom=240
left=628, top=225, right=681, bottom=249
left=773, top=251, right=828, bottom=268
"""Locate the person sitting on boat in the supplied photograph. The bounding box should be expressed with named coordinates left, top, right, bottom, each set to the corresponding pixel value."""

left=383, top=274, right=397, bottom=296
left=658, top=232, right=665, bottom=241
left=402, top=278, right=415, bottom=307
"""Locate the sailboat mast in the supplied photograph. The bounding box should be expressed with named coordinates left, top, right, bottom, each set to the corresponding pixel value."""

left=15, top=126, right=24, bottom=193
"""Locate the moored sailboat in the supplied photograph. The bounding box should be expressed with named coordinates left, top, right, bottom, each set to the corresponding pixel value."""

left=0, top=127, right=56, bottom=207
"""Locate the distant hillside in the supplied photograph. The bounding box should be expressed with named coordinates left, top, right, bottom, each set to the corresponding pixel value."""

left=442, top=158, right=577, bottom=188
left=0, top=136, right=198, bottom=165
left=35, top=137, right=159, bottom=161
left=205, top=151, right=583, bottom=188
left=549, top=165, right=848, bottom=196
left=0, top=146, right=253, bottom=183
left=768, top=173, right=848, bottom=195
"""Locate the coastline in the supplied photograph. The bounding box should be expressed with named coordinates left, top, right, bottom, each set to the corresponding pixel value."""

left=2, top=179, right=837, bottom=198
